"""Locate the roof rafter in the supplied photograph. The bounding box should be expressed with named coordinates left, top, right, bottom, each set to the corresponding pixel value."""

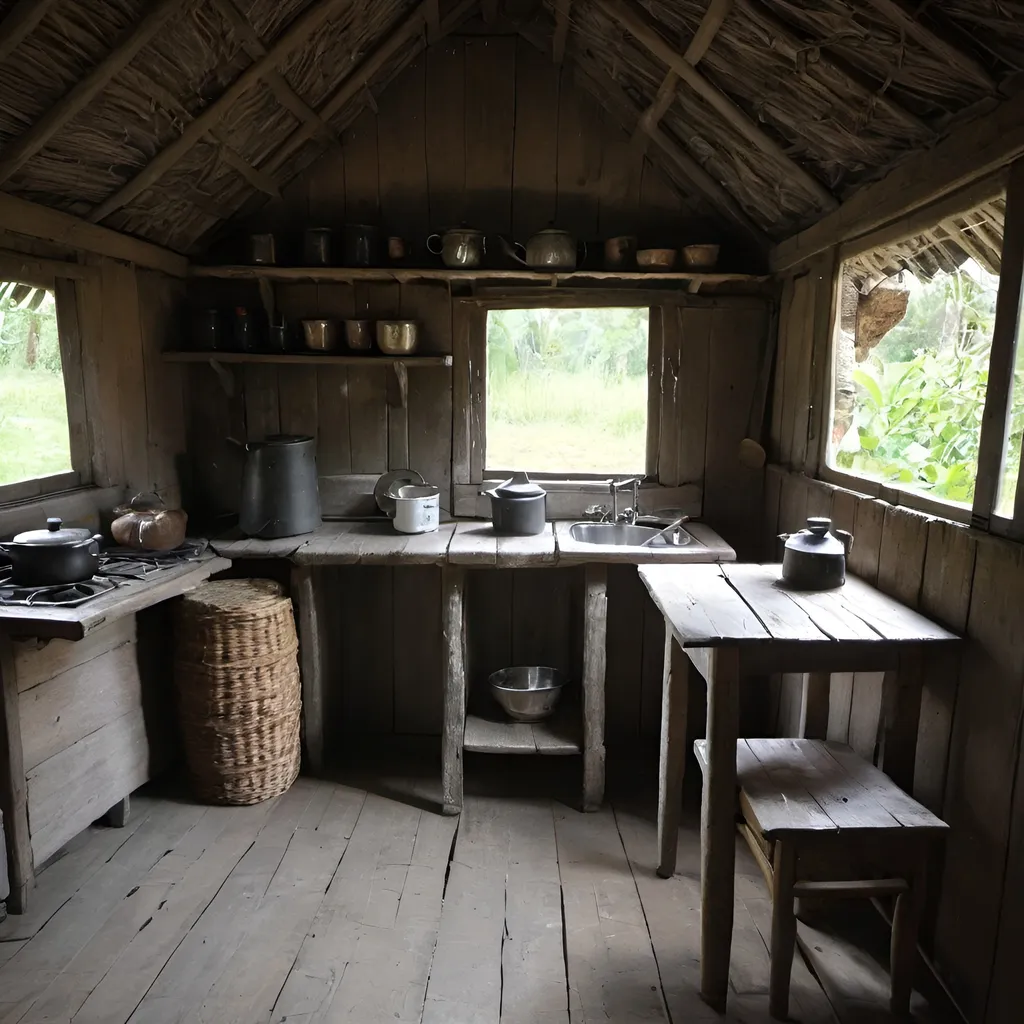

left=0, top=0, right=60, bottom=66
left=859, top=0, right=996, bottom=93
left=86, top=0, right=349, bottom=225
left=0, top=0, right=189, bottom=187
left=209, top=0, right=339, bottom=148
left=594, top=0, right=837, bottom=213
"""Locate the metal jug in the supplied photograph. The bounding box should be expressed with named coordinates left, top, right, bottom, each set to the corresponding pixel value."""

left=239, top=435, right=321, bottom=539
left=779, top=516, right=854, bottom=590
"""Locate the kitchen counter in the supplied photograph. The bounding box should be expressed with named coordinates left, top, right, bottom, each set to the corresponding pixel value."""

left=210, top=519, right=735, bottom=566
left=0, top=554, right=232, bottom=639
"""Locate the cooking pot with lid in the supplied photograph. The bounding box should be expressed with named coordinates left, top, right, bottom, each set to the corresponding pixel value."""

left=0, top=517, right=104, bottom=586
left=779, top=516, right=854, bottom=590
left=483, top=472, right=547, bottom=535
left=239, top=435, right=321, bottom=539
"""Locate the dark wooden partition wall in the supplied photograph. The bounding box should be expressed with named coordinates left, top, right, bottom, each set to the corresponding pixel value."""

left=768, top=265, right=1024, bottom=1024
left=183, top=34, right=769, bottom=748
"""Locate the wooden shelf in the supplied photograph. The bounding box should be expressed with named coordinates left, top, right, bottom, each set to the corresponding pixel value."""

left=464, top=705, right=581, bottom=755
left=161, top=351, right=453, bottom=367
left=190, top=264, right=768, bottom=288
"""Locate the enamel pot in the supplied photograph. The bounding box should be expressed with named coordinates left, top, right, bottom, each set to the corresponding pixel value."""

left=0, top=518, right=103, bottom=586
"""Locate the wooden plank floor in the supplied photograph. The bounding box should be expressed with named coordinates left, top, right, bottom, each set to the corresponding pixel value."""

left=0, top=764, right=949, bottom=1024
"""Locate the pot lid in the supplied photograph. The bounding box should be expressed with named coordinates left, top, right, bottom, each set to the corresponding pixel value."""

left=493, top=472, right=546, bottom=499
left=532, top=226, right=572, bottom=237
left=251, top=434, right=313, bottom=447
left=12, top=517, right=95, bottom=546
left=784, top=517, right=846, bottom=556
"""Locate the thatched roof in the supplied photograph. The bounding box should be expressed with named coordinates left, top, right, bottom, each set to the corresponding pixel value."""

left=0, top=0, right=1020, bottom=257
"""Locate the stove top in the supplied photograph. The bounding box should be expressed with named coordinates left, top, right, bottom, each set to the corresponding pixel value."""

left=0, top=540, right=209, bottom=607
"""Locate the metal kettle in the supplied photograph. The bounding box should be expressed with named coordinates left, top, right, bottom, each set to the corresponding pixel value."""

left=779, top=516, right=854, bottom=590
left=239, top=434, right=321, bottom=539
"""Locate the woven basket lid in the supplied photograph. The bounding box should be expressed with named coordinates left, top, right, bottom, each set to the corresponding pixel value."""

left=180, top=578, right=285, bottom=616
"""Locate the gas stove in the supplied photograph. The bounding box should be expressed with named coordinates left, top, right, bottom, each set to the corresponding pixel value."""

left=0, top=541, right=208, bottom=607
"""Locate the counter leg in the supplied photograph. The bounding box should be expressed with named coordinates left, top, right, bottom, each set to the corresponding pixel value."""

left=102, top=796, right=130, bottom=828
left=441, top=566, right=467, bottom=816
left=700, top=646, right=740, bottom=1012
left=881, top=646, right=925, bottom=794
left=291, top=565, right=324, bottom=776
left=657, top=629, right=690, bottom=878
left=582, top=563, right=607, bottom=812
left=0, top=637, right=32, bottom=912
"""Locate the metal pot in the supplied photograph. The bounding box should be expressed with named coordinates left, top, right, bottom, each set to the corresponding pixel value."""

left=427, top=227, right=486, bottom=268
left=302, top=319, right=340, bottom=353
left=248, top=233, right=277, bottom=265
left=779, top=516, right=854, bottom=591
left=484, top=472, right=547, bottom=535
left=303, top=227, right=333, bottom=266
left=376, top=320, right=419, bottom=355
left=0, top=518, right=103, bottom=586
left=394, top=484, right=440, bottom=534
left=342, top=224, right=380, bottom=267
left=508, top=227, right=580, bottom=270
left=344, top=319, right=374, bottom=352
left=604, top=235, right=637, bottom=269
left=239, top=435, right=321, bottom=539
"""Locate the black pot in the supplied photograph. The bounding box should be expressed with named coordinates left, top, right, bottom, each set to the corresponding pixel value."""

left=239, top=435, right=321, bottom=539
left=0, top=517, right=103, bottom=586
left=485, top=472, right=547, bottom=536
left=342, top=224, right=381, bottom=267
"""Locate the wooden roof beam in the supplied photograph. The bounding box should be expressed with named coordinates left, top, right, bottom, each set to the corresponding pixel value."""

left=553, top=0, right=572, bottom=64
left=594, top=0, right=837, bottom=214
left=87, top=0, right=348, bottom=225
left=0, top=0, right=60, bottom=65
left=632, top=0, right=734, bottom=147
left=263, top=0, right=477, bottom=178
left=860, top=0, right=996, bottom=93
left=0, top=0, right=188, bottom=187
left=736, top=0, right=931, bottom=141
left=210, top=0, right=339, bottom=147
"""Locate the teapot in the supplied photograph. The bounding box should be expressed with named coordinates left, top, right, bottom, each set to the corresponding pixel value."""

left=778, top=517, right=854, bottom=591
left=505, top=226, right=581, bottom=271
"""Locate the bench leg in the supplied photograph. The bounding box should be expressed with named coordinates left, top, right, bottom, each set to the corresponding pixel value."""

left=770, top=841, right=798, bottom=1021
left=657, top=631, right=689, bottom=878
left=890, top=857, right=926, bottom=1015
left=102, top=796, right=130, bottom=828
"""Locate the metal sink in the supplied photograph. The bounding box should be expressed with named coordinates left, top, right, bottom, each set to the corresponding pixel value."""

left=568, top=522, right=692, bottom=548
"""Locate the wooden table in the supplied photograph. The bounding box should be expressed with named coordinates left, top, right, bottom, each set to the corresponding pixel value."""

left=637, top=562, right=960, bottom=1013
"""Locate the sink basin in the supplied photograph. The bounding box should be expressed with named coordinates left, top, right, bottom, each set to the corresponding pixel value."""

left=568, top=522, right=692, bottom=548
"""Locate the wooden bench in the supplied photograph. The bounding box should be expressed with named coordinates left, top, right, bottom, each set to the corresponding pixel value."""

left=694, top=737, right=948, bottom=1019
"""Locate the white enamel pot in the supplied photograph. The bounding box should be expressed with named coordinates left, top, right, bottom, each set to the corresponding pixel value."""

left=394, top=484, right=440, bottom=534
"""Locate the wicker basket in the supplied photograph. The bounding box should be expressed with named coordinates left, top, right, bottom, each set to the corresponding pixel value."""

left=174, top=578, right=301, bottom=805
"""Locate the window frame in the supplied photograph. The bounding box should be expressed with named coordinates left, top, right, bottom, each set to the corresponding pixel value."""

left=815, top=160, right=1024, bottom=532
left=451, top=289, right=703, bottom=519
left=0, top=259, right=92, bottom=505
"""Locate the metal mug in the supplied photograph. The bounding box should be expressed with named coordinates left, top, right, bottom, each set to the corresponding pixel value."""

left=604, top=235, right=637, bottom=269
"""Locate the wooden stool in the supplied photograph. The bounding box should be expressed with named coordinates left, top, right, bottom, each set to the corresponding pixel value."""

left=695, top=737, right=947, bottom=1019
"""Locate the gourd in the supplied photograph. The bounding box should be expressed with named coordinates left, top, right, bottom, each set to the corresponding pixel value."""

left=111, top=493, right=187, bottom=551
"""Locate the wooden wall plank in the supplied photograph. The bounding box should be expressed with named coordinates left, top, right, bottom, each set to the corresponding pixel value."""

left=315, top=283, right=355, bottom=478
left=596, top=108, right=641, bottom=239
left=677, top=307, right=711, bottom=487
left=511, top=568, right=574, bottom=678
left=511, top=38, right=559, bottom=242
left=52, top=278, right=91, bottom=484
left=425, top=39, right=466, bottom=230
left=656, top=307, right=680, bottom=486
left=463, top=36, right=516, bottom=235
left=243, top=364, right=280, bottom=441
left=393, top=566, right=443, bottom=734
left=342, top=108, right=380, bottom=226
left=779, top=273, right=811, bottom=468
left=605, top=565, right=644, bottom=745
left=337, top=566, right=394, bottom=734
left=554, top=65, right=602, bottom=242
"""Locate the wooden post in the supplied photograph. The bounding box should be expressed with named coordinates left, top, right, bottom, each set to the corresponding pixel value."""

left=582, top=563, right=608, bottom=812
left=700, top=645, right=740, bottom=1012
left=890, top=848, right=928, bottom=1014
left=291, top=565, right=324, bottom=775
left=657, top=628, right=689, bottom=877
left=102, top=796, right=130, bottom=828
left=441, top=565, right=467, bottom=815
left=880, top=646, right=925, bottom=792
left=798, top=671, right=830, bottom=740
left=0, top=637, right=32, bottom=913
left=769, top=840, right=798, bottom=1019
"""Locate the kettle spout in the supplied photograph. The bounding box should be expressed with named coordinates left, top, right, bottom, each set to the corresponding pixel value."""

left=777, top=532, right=791, bottom=542
left=836, top=529, right=855, bottom=557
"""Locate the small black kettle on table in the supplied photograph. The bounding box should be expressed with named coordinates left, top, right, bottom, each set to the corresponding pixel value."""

left=778, top=517, right=854, bottom=590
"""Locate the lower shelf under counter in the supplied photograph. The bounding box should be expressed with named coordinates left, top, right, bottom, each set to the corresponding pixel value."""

left=464, top=703, right=581, bottom=756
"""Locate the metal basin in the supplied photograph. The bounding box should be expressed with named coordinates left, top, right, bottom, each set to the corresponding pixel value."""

left=568, top=522, right=692, bottom=548
left=489, top=666, right=567, bottom=723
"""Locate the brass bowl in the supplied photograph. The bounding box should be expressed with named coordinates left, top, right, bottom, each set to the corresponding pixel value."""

left=636, top=248, right=677, bottom=270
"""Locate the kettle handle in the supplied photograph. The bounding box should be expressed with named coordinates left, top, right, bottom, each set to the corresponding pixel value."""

left=426, top=233, right=443, bottom=255
left=835, top=529, right=854, bottom=556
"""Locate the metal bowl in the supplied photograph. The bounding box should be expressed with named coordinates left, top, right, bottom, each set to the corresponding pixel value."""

left=376, top=320, right=419, bottom=355
left=488, top=666, right=567, bottom=723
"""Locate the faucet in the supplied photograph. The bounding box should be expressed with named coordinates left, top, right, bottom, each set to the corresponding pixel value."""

left=611, top=477, right=642, bottom=525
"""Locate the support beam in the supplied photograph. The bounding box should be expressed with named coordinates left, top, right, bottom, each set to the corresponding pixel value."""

left=87, top=0, right=347, bottom=225
left=210, top=0, right=339, bottom=146
left=0, top=0, right=188, bottom=186
left=773, top=97, right=1024, bottom=272
left=595, top=0, right=836, bottom=213
left=215, top=144, right=281, bottom=198
left=553, top=0, right=572, bottom=64
left=737, top=0, right=931, bottom=141
left=0, top=0, right=60, bottom=65
left=860, top=0, right=996, bottom=93
left=263, top=0, right=477, bottom=178
left=0, top=192, right=187, bottom=276
left=631, top=0, right=733, bottom=148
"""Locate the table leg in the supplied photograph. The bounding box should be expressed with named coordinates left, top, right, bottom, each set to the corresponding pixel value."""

left=0, top=637, right=32, bottom=913
left=657, top=629, right=689, bottom=878
left=582, top=564, right=608, bottom=812
left=881, top=646, right=925, bottom=793
left=700, top=645, right=740, bottom=1012
left=441, top=566, right=467, bottom=816
left=291, top=565, right=323, bottom=776
left=102, top=796, right=130, bottom=828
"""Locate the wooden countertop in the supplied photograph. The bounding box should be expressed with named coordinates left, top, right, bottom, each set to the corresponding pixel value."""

left=0, top=555, right=232, bottom=640
left=210, top=519, right=735, bottom=567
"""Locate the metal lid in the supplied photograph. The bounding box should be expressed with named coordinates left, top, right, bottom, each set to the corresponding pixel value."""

left=784, top=517, right=845, bottom=556
left=493, top=472, right=546, bottom=499
left=12, top=517, right=95, bottom=546
left=252, top=434, right=313, bottom=446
